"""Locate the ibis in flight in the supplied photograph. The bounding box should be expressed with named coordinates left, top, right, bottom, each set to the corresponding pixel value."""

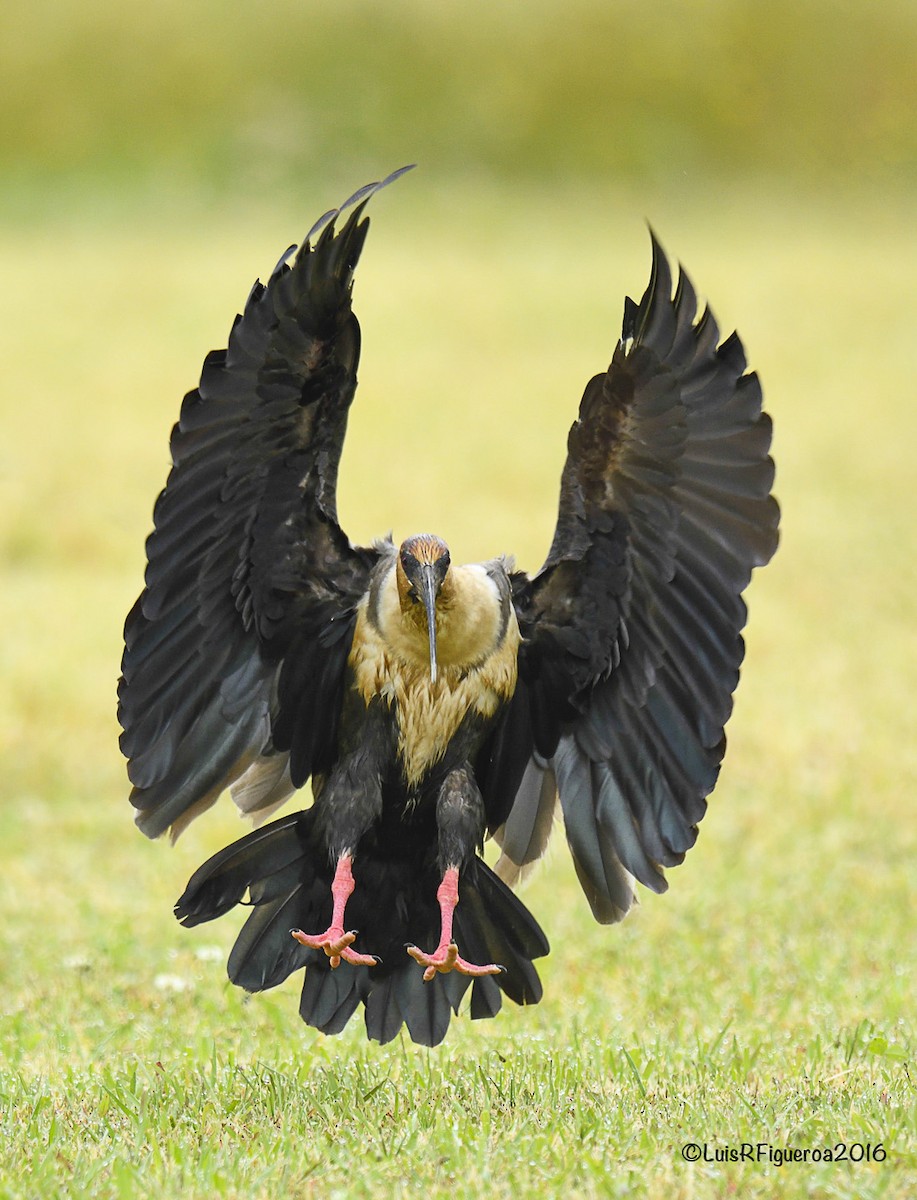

left=119, top=167, right=779, bottom=1046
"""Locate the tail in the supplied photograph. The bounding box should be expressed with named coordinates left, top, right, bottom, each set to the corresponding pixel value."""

left=175, top=810, right=549, bottom=1047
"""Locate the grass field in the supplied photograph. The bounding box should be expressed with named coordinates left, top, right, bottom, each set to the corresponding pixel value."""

left=1, top=178, right=915, bottom=1198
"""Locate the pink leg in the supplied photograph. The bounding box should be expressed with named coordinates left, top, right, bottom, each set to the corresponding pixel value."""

left=407, top=867, right=503, bottom=982
left=291, top=855, right=378, bottom=968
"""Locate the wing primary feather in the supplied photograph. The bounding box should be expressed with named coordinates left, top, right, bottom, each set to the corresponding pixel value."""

left=510, top=230, right=778, bottom=927
left=119, top=172, right=422, bottom=838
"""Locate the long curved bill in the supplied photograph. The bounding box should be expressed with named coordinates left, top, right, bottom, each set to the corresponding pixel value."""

left=418, top=565, right=439, bottom=683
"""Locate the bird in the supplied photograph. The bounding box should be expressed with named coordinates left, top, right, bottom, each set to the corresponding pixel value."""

left=118, top=165, right=779, bottom=1047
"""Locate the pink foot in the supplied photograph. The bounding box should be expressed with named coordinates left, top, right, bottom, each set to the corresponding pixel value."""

left=290, top=855, right=378, bottom=969
left=292, top=925, right=378, bottom=969
left=407, top=866, right=503, bottom=982
left=407, top=940, right=502, bottom=982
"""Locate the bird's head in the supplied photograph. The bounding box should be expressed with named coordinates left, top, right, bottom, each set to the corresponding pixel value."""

left=395, top=533, right=451, bottom=682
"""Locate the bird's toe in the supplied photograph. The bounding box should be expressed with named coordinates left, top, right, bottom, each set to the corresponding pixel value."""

left=291, top=926, right=378, bottom=968
left=407, top=940, right=503, bottom=982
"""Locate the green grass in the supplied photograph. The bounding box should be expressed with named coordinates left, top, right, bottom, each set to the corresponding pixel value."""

left=1, top=179, right=915, bottom=1198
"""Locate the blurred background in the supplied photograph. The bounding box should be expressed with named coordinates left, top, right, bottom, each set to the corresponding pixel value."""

left=1, top=0, right=915, bottom=1151
left=3, top=0, right=917, bottom=206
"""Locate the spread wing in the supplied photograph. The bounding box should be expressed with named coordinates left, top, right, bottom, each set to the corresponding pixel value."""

left=118, top=170, right=412, bottom=840
left=484, top=233, right=779, bottom=920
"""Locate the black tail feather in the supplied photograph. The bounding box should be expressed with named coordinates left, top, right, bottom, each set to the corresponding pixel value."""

left=173, top=809, right=550, bottom=1046
left=300, top=963, right=370, bottom=1035
left=363, top=975, right=404, bottom=1045
left=175, top=813, right=306, bottom=925
left=228, top=885, right=317, bottom=991
left=470, top=974, right=503, bottom=1020
left=394, top=965, right=457, bottom=1048
left=455, top=858, right=547, bottom=1006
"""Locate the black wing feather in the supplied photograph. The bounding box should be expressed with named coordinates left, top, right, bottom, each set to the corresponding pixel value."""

left=501, top=233, right=779, bottom=919
left=119, top=176, right=411, bottom=839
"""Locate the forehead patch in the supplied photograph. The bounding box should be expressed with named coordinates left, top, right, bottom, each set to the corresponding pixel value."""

left=400, top=533, right=450, bottom=567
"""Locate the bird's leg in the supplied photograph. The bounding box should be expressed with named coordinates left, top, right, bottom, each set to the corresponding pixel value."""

left=407, top=765, right=503, bottom=981
left=291, top=714, right=392, bottom=969
left=291, top=854, right=378, bottom=969
left=407, top=865, right=503, bottom=981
